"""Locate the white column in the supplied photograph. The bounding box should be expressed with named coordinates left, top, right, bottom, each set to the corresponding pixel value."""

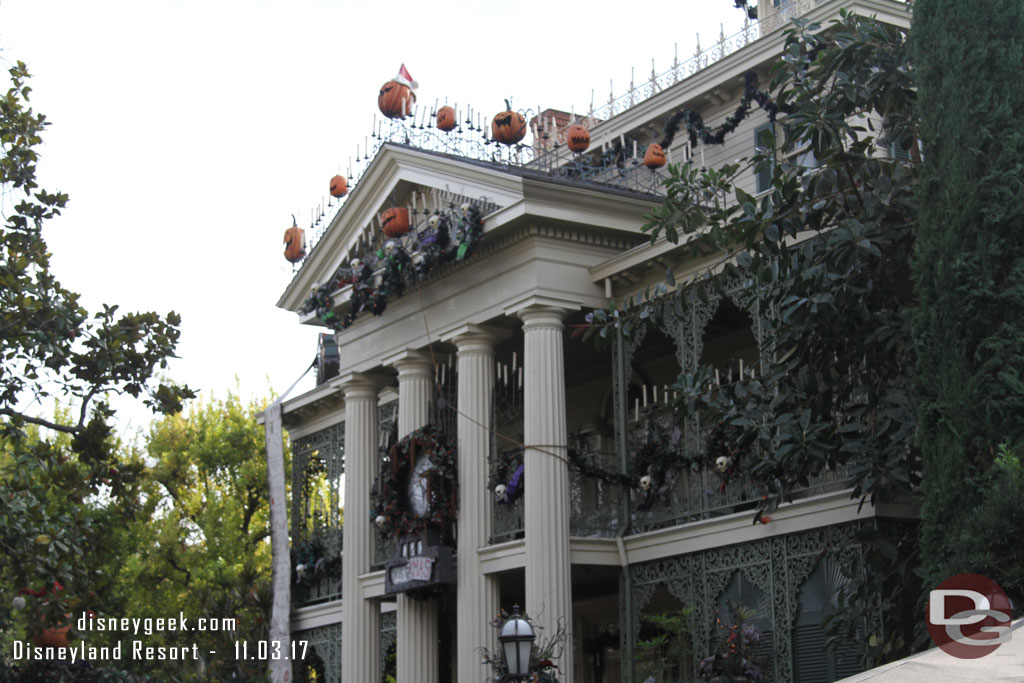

left=450, top=326, right=502, bottom=682
left=390, top=351, right=439, bottom=683
left=339, top=374, right=382, bottom=683
left=519, top=305, right=574, bottom=681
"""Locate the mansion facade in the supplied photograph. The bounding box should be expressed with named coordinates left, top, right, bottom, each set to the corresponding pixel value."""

left=271, top=1, right=916, bottom=681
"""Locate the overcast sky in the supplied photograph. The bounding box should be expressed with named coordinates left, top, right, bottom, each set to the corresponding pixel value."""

left=1, top=0, right=748, bottom=435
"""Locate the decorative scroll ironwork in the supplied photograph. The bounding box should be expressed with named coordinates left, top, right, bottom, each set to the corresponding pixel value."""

left=624, top=520, right=895, bottom=682
left=291, top=422, right=345, bottom=607
left=568, top=430, right=622, bottom=537
left=293, top=622, right=342, bottom=683
left=374, top=401, right=399, bottom=569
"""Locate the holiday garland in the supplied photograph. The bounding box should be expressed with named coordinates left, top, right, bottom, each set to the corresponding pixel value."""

left=302, top=203, right=484, bottom=331
left=370, top=424, right=458, bottom=538
left=659, top=71, right=794, bottom=150
left=490, top=447, right=525, bottom=504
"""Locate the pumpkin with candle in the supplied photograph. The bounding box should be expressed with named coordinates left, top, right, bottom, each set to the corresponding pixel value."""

left=643, top=143, right=667, bottom=169
left=283, top=215, right=306, bottom=263
left=379, top=207, right=410, bottom=238
left=491, top=99, right=527, bottom=146
left=378, top=64, right=419, bottom=119
left=436, top=105, right=457, bottom=132
left=329, top=174, right=348, bottom=198
left=566, top=123, right=590, bottom=152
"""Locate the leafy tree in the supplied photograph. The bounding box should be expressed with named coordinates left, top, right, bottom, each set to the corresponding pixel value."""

left=911, top=0, right=1024, bottom=607
left=97, top=392, right=275, bottom=682
left=0, top=58, right=193, bottom=652
left=586, top=11, right=920, bottom=665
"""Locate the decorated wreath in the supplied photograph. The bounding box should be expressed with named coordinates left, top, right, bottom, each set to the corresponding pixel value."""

left=301, top=203, right=484, bottom=331
left=370, top=424, right=458, bottom=538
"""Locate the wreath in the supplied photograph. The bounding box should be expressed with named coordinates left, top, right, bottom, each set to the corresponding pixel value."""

left=302, top=203, right=485, bottom=330
left=370, top=424, right=458, bottom=539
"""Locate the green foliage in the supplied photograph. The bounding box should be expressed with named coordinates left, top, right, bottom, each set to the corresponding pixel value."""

left=586, top=11, right=920, bottom=665
left=911, top=0, right=1024, bottom=605
left=0, top=58, right=194, bottom=649
left=98, top=392, right=275, bottom=682
left=635, top=608, right=693, bottom=682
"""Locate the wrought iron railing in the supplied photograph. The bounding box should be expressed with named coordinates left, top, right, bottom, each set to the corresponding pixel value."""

left=569, top=431, right=624, bottom=538
left=292, top=528, right=344, bottom=607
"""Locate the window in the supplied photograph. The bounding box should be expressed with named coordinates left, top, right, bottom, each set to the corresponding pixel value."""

left=890, top=138, right=911, bottom=161
left=754, top=123, right=775, bottom=194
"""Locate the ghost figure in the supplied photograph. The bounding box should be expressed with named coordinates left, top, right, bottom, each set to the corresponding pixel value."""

left=639, top=475, right=653, bottom=491
left=715, top=455, right=733, bottom=473
left=375, top=514, right=387, bottom=528
left=494, top=484, right=508, bottom=503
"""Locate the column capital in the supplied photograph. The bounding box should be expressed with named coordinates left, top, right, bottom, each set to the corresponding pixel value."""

left=504, top=295, right=580, bottom=327
left=333, top=372, right=386, bottom=400
left=441, top=323, right=507, bottom=354
left=383, top=349, right=435, bottom=378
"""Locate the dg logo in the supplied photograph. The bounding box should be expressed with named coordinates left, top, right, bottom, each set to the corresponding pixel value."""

left=926, top=573, right=1016, bottom=659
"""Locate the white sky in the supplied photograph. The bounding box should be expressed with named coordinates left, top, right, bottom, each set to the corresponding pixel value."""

left=1, top=0, right=748, bottom=436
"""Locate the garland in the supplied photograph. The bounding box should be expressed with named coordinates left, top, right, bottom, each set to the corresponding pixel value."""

left=301, top=203, right=484, bottom=331
left=490, top=447, right=525, bottom=505
left=292, top=536, right=341, bottom=589
left=659, top=71, right=793, bottom=149
left=370, top=424, right=458, bottom=539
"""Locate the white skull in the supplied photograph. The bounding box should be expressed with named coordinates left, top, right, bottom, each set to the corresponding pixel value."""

left=715, top=455, right=732, bottom=473
left=295, top=564, right=306, bottom=574
left=639, top=475, right=652, bottom=492
left=384, top=240, right=397, bottom=254
left=375, top=514, right=386, bottom=528
left=11, top=596, right=25, bottom=610
left=428, top=214, right=441, bottom=229
left=494, top=484, right=507, bottom=502
left=309, top=282, right=320, bottom=294
left=350, top=257, right=363, bottom=270
left=460, top=202, right=471, bottom=217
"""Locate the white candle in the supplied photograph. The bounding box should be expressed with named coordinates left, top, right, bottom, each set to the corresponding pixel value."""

left=667, top=147, right=673, bottom=164
left=512, top=352, right=517, bottom=372
left=740, top=358, right=744, bottom=376
left=715, top=368, right=720, bottom=384
left=633, top=140, right=638, bottom=158
left=642, top=385, right=647, bottom=408
left=635, top=398, right=640, bottom=422
left=653, top=385, right=658, bottom=403
left=518, top=367, right=522, bottom=390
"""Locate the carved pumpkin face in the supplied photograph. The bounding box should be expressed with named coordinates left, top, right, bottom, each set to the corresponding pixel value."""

left=329, top=175, right=348, bottom=198
left=379, top=207, right=411, bottom=238
left=491, top=107, right=527, bottom=146
left=643, top=143, right=667, bottom=169
left=378, top=80, right=416, bottom=119
left=283, top=218, right=306, bottom=263
left=566, top=123, right=590, bottom=153
left=436, top=105, right=457, bottom=132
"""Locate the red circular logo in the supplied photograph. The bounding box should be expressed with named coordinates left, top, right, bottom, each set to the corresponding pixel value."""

left=926, top=573, right=1013, bottom=658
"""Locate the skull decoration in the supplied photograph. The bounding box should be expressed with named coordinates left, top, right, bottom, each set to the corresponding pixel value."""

left=494, top=484, right=508, bottom=502
left=295, top=564, right=307, bottom=575
left=428, top=214, right=441, bottom=230
left=375, top=514, right=387, bottom=528
left=639, top=475, right=653, bottom=491
left=384, top=240, right=397, bottom=255
left=460, top=202, right=471, bottom=217
left=350, top=257, right=363, bottom=271
left=715, top=455, right=733, bottom=473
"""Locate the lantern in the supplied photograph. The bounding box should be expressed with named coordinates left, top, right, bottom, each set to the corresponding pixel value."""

left=491, top=100, right=527, bottom=146
left=283, top=215, right=306, bottom=263
left=329, top=175, right=348, bottom=198
left=379, top=207, right=411, bottom=238
left=643, top=143, right=667, bottom=169
left=436, top=105, right=457, bottom=132
left=378, top=80, right=415, bottom=119
left=566, top=123, right=590, bottom=153
left=499, top=605, right=536, bottom=679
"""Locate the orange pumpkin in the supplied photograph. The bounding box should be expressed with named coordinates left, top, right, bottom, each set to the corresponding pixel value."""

left=33, top=615, right=71, bottom=649
left=378, top=80, right=415, bottom=119
left=329, top=175, right=348, bottom=198
left=436, top=105, right=457, bottom=132
left=643, top=143, right=667, bottom=169
left=566, top=123, right=590, bottom=153
left=380, top=207, right=411, bottom=238
left=284, top=215, right=306, bottom=263
left=491, top=100, right=527, bottom=146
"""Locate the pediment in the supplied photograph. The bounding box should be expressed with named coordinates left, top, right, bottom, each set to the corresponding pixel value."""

left=277, top=144, right=526, bottom=313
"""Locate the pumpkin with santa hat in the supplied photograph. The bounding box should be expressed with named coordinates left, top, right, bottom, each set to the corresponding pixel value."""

left=378, top=64, right=418, bottom=119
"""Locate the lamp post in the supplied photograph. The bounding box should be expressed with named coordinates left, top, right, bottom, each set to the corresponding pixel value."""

left=498, top=604, right=535, bottom=680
